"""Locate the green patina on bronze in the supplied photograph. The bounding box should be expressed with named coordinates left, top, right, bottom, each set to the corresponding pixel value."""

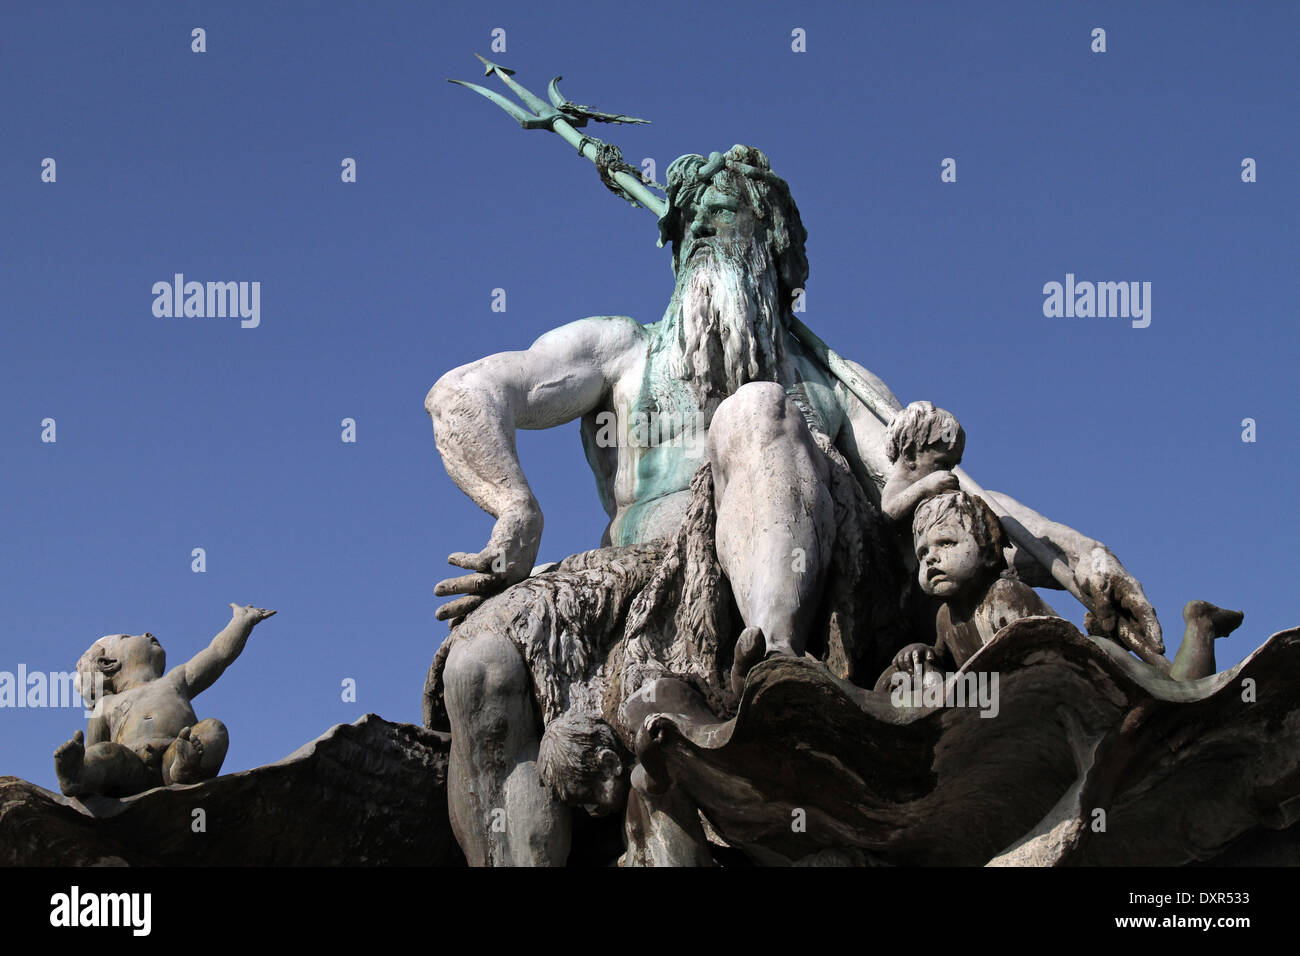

left=448, top=53, right=1109, bottom=624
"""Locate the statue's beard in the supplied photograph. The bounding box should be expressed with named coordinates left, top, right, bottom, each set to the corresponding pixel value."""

left=669, top=238, right=788, bottom=417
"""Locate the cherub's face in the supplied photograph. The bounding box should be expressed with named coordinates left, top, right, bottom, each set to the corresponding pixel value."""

left=915, top=520, right=983, bottom=598
left=569, top=749, right=629, bottom=817
left=908, top=445, right=958, bottom=474
left=100, top=632, right=166, bottom=681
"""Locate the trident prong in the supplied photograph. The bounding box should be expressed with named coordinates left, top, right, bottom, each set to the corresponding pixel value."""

left=448, top=54, right=666, bottom=214
left=447, top=55, right=563, bottom=130
left=547, top=76, right=651, bottom=126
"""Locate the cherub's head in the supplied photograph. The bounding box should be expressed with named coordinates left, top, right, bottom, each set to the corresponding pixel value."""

left=884, top=401, right=965, bottom=474
left=536, top=713, right=629, bottom=817
left=76, top=632, right=166, bottom=705
left=912, top=492, right=1006, bottom=598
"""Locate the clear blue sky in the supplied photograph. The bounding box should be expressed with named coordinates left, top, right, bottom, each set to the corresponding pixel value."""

left=2, top=1, right=1296, bottom=790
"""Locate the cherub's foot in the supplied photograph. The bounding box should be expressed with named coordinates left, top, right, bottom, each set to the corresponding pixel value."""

left=163, top=726, right=206, bottom=785
left=230, top=603, right=277, bottom=623
left=1184, top=601, right=1244, bottom=639
left=730, top=626, right=767, bottom=696
left=53, top=730, right=86, bottom=796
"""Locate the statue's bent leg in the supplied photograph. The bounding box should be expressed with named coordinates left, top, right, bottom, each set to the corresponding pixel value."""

left=161, top=719, right=228, bottom=786
left=443, top=621, right=571, bottom=866
left=68, top=742, right=156, bottom=797
left=709, top=381, right=835, bottom=661
left=190, top=718, right=229, bottom=776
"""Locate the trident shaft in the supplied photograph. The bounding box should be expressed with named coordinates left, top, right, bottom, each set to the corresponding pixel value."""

left=449, top=55, right=1105, bottom=631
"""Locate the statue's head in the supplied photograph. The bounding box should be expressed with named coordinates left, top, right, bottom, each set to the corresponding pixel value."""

left=656, top=146, right=808, bottom=414
left=885, top=401, right=966, bottom=471
left=912, top=492, right=1006, bottom=598
left=536, top=713, right=629, bottom=817
left=658, top=145, right=808, bottom=297
left=76, top=632, right=166, bottom=704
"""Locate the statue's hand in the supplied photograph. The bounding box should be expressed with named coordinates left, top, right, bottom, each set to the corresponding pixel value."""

left=1076, top=546, right=1165, bottom=665
left=893, top=643, right=937, bottom=673
left=434, top=500, right=543, bottom=622
left=229, top=603, right=276, bottom=624
left=916, top=470, right=960, bottom=498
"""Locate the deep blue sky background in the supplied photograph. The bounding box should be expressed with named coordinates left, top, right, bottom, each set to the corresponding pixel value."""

left=2, top=1, right=1296, bottom=790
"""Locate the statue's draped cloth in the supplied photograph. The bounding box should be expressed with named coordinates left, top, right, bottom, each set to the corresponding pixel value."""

left=424, top=433, right=910, bottom=748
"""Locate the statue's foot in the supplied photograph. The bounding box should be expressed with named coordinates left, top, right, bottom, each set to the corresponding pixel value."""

left=730, top=626, right=767, bottom=696
left=1184, top=601, right=1244, bottom=639
left=163, top=726, right=206, bottom=785
left=53, top=730, right=86, bottom=796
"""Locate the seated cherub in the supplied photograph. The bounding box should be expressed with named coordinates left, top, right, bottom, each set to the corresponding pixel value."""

left=536, top=712, right=630, bottom=818
left=53, top=603, right=276, bottom=798
left=880, top=400, right=964, bottom=523
left=876, top=492, right=1057, bottom=691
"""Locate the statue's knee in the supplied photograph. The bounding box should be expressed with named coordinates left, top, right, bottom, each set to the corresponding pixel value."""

left=711, top=381, right=798, bottom=456
left=719, top=381, right=788, bottom=423
left=444, top=631, right=529, bottom=719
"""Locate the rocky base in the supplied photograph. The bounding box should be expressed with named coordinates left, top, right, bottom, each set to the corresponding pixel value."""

left=0, top=715, right=464, bottom=866
left=9, top=619, right=1300, bottom=867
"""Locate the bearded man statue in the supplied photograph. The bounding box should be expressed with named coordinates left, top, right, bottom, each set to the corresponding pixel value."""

left=421, top=145, right=1162, bottom=866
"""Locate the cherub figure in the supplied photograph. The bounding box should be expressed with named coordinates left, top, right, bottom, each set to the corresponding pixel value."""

left=880, top=400, right=964, bottom=523
left=878, top=492, right=1244, bottom=689
left=53, top=603, right=276, bottom=798
left=877, top=491, right=1056, bottom=690
left=536, top=712, right=630, bottom=819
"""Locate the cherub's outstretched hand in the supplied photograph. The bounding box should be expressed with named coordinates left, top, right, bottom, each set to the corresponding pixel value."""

left=229, top=603, right=277, bottom=623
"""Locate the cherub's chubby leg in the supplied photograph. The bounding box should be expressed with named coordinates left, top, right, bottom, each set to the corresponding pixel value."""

left=442, top=603, right=571, bottom=866
left=161, top=719, right=228, bottom=786
left=709, top=382, right=835, bottom=679
left=54, top=731, right=155, bottom=798
left=1170, top=600, right=1244, bottom=681
left=190, top=718, right=228, bottom=775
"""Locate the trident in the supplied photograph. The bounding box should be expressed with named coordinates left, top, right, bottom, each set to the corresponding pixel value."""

left=448, top=55, right=1161, bottom=667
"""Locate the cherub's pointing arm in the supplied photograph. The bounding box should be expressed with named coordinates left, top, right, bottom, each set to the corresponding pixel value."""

left=183, top=604, right=276, bottom=698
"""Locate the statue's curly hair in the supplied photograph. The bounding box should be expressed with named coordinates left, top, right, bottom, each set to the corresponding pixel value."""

left=884, top=401, right=966, bottom=465
left=913, top=492, right=1007, bottom=572
left=658, top=144, right=808, bottom=296
left=536, top=712, right=626, bottom=803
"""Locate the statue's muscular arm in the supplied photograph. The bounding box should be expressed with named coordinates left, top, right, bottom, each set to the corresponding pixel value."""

left=426, top=316, right=646, bottom=621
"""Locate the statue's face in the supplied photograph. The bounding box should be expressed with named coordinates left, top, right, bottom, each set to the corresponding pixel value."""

left=915, top=520, right=983, bottom=598
left=680, top=171, right=759, bottom=266
left=905, top=446, right=959, bottom=476
left=666, top=161, right=791, bottom=416
left=572, top=748, right=628, bottom=818
left=101, top=632, right=166, bottom=680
